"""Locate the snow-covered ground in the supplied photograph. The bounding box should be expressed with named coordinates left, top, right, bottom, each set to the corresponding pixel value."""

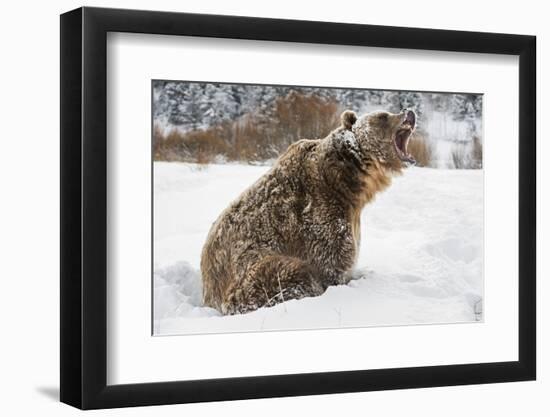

left=153, top=162, right=483, bottom=335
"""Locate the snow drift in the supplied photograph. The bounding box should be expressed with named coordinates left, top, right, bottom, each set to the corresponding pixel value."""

left=153, top=162, right=483, bottom=335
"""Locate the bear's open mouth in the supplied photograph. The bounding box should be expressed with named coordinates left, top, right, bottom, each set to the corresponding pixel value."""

left=393, top=110, right=416, bottom=164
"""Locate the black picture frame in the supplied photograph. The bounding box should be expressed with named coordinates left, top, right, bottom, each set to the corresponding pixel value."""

left=60, top=6, right=536, bottom=410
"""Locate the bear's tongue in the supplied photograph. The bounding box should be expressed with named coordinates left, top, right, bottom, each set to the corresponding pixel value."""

left=395, top=130, right=409, bottom=153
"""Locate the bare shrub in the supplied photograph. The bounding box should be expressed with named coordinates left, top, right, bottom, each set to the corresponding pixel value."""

left=153, top=93, right=342, bottom=164
left=471, top=135, right=483, bottom=169
left=451, top=143, right=467, bottom=169
left=450, top=136, right=483, bottom=169
left=230, top=117, right=265, bottom=161
left=272, top=91, right=340, bottom=146
left=153, top=124, right=165, bottom=159
left=153, top=123, right=232, bottom=163
left=408, top=132, right=435, bottom=167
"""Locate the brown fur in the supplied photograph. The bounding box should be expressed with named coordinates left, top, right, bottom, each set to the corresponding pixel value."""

left=201, top=109, right=414, bottom=314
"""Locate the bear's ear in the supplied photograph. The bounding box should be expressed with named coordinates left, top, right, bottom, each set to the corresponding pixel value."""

left=341, top=110, right=357, bottom=130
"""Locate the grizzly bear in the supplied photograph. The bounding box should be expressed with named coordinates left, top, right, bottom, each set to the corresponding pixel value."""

left=201, top=109, right=417, bottom=314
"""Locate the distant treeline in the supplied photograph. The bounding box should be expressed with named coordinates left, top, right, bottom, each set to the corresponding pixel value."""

left=152, top=81, right=483, bottom=168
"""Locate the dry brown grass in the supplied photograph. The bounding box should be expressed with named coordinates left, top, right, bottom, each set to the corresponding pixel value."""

left=408, top=132, right=435, bottom=167
left=153, top=93, right=342, bottom=164
left=154, top=94, right=478, bottom=169
left=272, top=91, right=340, bottom=146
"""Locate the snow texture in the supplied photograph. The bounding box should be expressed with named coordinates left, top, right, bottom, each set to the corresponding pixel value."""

left=153, top=162, right=483, bottom=335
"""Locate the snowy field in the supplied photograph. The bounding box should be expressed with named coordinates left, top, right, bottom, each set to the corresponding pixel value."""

left=153, top=162, right=483, bottom=335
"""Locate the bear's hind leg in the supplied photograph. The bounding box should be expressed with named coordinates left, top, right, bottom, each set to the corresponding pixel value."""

left=221, top=255, right=325, bottom=315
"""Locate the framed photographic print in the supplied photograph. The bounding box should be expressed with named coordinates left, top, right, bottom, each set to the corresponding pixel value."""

left=60, top=6, right=536, bottom=409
